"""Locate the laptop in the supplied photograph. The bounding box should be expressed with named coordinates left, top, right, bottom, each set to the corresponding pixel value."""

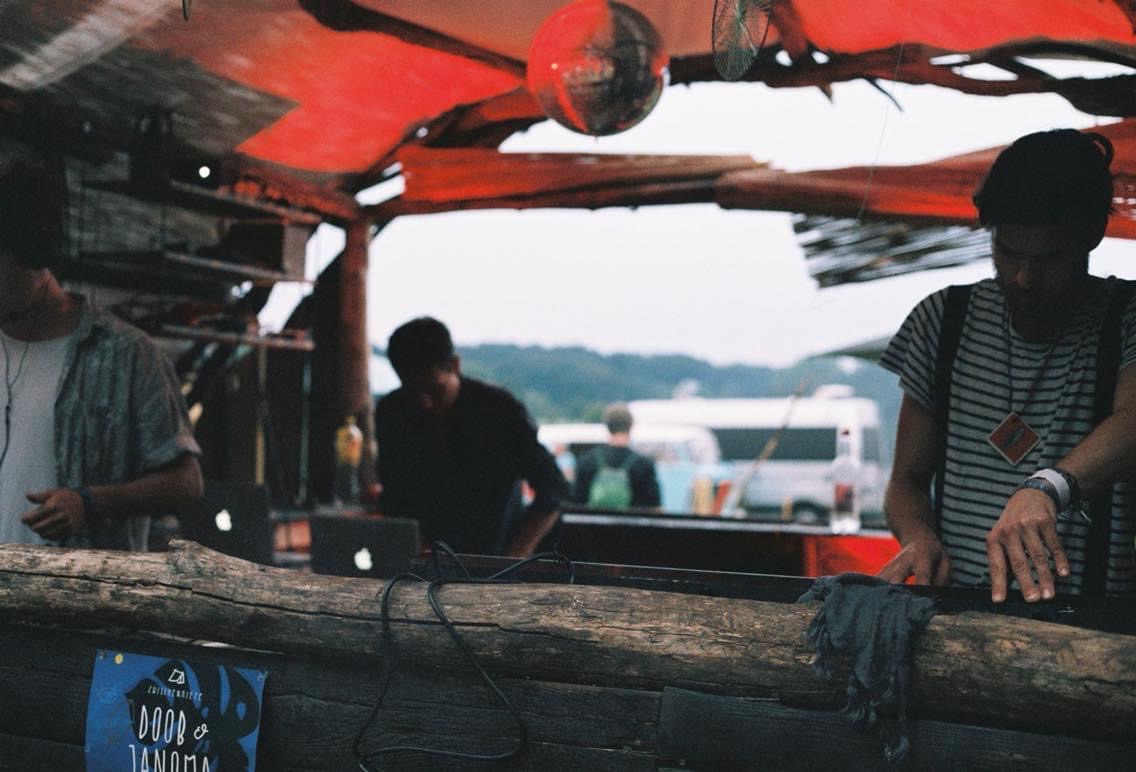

left=178, top=479, right=274, bottom=565
left=309, top=512, right=421, bottom=579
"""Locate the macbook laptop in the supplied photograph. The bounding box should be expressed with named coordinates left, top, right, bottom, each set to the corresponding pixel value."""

left=309, top=512, right=420, bottom=579
left=178, top=479, right=274, bottom=565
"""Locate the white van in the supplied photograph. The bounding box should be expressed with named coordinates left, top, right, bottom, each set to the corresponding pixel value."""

left=537, top=422, right=723, bottom=513
left=629, top=387, right=889, bottom=524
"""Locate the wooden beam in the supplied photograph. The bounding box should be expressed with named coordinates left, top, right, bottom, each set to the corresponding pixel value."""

left=0, top=621, right=662, bottom=770
left=369, top=178, right=722, bottom=218
left=657, top=688, right=1134, bottom=771
left=669, top=42, right=1136, bottom=117
left=348, top=87, right=546, bottom=189
left=715, top=166, right=1136, bottom=240
left=297, top=0, right=525, bottom=77
left=232, top=158, right=362, bottom=224
left=395, top=147, right=762, bottom=204
left=1, top=541, right=1134, bottom=744
left=360, top=149, right=763, bottom=217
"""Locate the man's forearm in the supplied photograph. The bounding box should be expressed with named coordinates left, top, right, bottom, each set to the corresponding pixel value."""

left=884, top=478, right=938, bottom=545
left=87, top=455, right=204, bottom=520
left=506, top=508, right=559, bottom=557
left=1055, top=365, right=1136, bottom=497
left=1058, top=407, right=1136, bottom=499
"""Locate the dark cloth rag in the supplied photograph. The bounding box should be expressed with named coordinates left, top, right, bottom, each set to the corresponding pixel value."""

left=797, top=572, right=936, bottom=764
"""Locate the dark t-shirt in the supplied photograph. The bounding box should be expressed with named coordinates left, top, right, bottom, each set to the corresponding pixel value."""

left=375, top=377, right=568, bottom=554
left=572, top=445, right=661, bottom=509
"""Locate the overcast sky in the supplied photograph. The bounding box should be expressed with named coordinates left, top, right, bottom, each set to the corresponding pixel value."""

left=264, top=67, right=1136, bottom=376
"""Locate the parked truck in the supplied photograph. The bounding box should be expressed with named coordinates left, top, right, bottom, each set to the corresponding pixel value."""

left=629, top=387, right=890, bottom=526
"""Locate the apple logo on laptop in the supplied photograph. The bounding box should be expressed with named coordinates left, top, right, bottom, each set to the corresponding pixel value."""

left=354, top=547, right=373, bottom=572
left=214, top=508, right=233, bottom=532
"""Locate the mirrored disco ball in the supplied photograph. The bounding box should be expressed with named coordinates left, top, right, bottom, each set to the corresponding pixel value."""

left=526, top=0, right=668, bottom=136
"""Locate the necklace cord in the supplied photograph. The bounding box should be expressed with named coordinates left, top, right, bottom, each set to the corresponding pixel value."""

left=1001, top=300, right=1061, bottom=416
left=0, top=282, right=52, bottom=470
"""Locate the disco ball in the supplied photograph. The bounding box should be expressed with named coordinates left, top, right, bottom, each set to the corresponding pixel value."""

left=526, top=0, right=668, bottom=136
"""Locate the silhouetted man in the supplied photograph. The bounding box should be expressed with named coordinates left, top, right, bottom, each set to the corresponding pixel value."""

left=374, top=317, right=568, bottom=556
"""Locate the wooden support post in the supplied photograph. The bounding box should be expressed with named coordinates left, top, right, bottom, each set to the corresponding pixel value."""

left=338, top=218, right=370, bottom=420
left=338, top=217, right=375, bottom=496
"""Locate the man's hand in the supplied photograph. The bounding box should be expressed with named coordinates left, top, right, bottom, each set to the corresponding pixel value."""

left=21, top=488, right=87, bottom=542
left=986, top=488, right=1070, bottom=603
left=877, top=534, right=952, bottom=586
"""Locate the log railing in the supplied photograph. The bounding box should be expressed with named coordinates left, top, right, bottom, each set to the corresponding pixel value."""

left=1, top=541, right=1133, bottom=770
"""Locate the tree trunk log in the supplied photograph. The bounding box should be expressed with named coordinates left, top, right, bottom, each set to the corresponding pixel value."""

left=1, top=541, right=1134, bottom=744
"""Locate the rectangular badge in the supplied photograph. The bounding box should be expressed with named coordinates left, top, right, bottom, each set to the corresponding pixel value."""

left=987, top=411, right=1040, bottom=466
left=85, top=649, right=268, bottom=772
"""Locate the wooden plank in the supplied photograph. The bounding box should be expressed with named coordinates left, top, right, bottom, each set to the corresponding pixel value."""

left=75, top=249, right=311, bottom=286
left=397, top=146, right=761, bottom=203
left=154, top=324, right=314, bottom=352
left=0, top=622, right=661, bottom=771
left=1, top=542, right=1134, bottom=742
left=0, top=731, right=654, bottom=772
left=86, top=179, right=323, bottom=225
left=656, top=688, right=1135, bottom=771
left=374, top=177, right=724, bottom=216
left=0, top=733, right=84, bottom=771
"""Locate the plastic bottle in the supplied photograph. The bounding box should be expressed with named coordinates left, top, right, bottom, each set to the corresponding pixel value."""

left=829, top=427, right=861, bottom=534
left=334, top=415, right=363, bottom=505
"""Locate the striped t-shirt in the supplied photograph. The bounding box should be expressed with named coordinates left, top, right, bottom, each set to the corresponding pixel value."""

left=880, top=276, right=1136, bottom=596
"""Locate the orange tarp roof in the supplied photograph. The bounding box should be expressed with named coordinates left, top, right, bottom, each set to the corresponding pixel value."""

left=716, top=119, right=1136, bottom=239
left=60, top=0, right=1136, bottom=177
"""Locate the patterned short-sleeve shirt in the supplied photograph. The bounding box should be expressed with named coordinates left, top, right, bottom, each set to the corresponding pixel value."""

left=880, top=276, right=1136, bottom=596
left=56, top=298, right=201, bottom=550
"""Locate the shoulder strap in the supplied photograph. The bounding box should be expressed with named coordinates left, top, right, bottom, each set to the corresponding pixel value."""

left=1083, top=279, right=1134, bottom=596
left=932, top=284, right=971, bottom=529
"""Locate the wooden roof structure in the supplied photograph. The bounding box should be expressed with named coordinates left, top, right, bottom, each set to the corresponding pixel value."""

left=4, top=0, right=1136, bottom=495
left=5, top=1, right=1136, bottom=206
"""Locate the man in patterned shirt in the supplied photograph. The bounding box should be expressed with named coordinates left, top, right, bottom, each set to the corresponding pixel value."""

left=0, top=158, right=202, bottom=549
left=878, top=129, right=1136, bottom=602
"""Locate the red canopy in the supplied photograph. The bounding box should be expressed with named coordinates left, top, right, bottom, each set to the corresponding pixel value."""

left=6, top=0, right=1133, bottom=185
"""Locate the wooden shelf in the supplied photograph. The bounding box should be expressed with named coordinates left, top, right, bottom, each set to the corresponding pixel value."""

left=85, top=178, right=323, bottom=225
left=73, top=249, right=309, bottom=286
left=153, top=324, right=314, bottom=352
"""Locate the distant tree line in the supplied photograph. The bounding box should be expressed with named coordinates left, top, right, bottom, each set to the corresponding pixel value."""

left=445, top=344, right=901, bottom=441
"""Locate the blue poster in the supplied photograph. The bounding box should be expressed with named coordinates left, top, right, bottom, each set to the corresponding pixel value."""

left=85, top=650, right=268, bottom=772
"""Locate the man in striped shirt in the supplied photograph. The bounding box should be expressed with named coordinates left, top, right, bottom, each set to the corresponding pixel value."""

left=879, top=129, right=1136, bottom=601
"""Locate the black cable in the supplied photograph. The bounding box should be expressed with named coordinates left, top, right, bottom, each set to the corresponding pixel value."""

left=428, top=539, right=575, bottom=583
left=488, top=548, right=576, bottom=585
left=0, top=402, right=11, bottom=472
left=428, top=539, right=472, bottom=581
left=352, top=543, right=575, bottom=769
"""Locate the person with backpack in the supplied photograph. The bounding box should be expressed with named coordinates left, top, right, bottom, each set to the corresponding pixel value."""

left=877, top=129, right=1136, bottom=602
left=573, top=403, right=661, bottom=510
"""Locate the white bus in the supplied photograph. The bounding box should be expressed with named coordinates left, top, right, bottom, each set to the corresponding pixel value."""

left=628, top=387, right=889, bottom=525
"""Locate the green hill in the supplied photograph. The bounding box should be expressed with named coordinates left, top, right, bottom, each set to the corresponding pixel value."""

left=450, top=344, right=901, bottom=447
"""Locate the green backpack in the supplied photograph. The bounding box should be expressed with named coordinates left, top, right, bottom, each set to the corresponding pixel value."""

left=587, top=449, right=635, bottom=508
